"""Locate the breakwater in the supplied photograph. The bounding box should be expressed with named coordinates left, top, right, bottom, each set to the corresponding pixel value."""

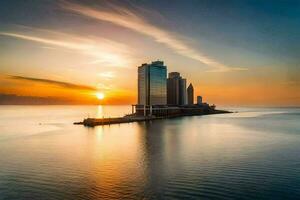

left=74, top=109, right=231, bottom=127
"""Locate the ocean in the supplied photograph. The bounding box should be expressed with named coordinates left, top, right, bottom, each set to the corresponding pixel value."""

left=0, top=105, right=300, bottom=200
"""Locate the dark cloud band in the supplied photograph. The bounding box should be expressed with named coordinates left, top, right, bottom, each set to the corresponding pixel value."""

left=9, top=75, right=96, bottom=91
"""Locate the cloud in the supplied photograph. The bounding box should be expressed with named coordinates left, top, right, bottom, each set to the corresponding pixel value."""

left=0, top=93, right=70, bottom=105
left=98, top=71, right=116, bottom=79
left=0, top=29, right=134, bottom=68
left=0, top=32, right=85, bottom=49
left=62, top=1, right=246, bottom=72
left=9, top=75, right=97, bottom=91
left=96, top=83, right=113, bottom=90
left=282, top=80, right=300, bottom=86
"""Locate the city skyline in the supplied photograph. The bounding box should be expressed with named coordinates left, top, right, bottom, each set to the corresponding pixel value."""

left=138, top=60, right=196, bottom=107
left=0, top=0, right=300, bottom=106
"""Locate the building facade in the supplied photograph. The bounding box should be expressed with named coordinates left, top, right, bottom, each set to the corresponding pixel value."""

left=187, top=83, right=194, bottom=105
left=167, top=72, right=180, bottom=105
left=138, top=61, right=167, bottom=105
left=167, top=72, right=187, bottom=105
left=197, top=96, right=202, bottom=105
left=179, top=78, right=187, bottom=105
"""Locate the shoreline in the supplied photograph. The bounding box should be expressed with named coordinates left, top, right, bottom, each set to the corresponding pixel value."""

left=74, top=109, right=232, bottom=127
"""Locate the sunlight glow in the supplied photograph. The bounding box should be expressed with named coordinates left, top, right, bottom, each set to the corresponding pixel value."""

left=96, top=92, right=105, bottom=100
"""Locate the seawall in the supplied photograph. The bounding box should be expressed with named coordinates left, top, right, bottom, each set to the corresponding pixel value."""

left=74, top=109, right=231, bottom=127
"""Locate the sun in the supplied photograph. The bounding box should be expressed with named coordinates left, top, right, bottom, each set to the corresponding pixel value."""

left=96, top=92, right=105, bottom=100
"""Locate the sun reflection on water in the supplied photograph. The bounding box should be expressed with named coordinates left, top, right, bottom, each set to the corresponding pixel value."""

left=96, top=105, right=103, bottom=118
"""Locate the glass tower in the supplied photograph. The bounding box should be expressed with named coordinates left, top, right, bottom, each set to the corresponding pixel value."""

left=138, top=61, right=167, bottom=105
left=167, top=72, right=187, bottom=105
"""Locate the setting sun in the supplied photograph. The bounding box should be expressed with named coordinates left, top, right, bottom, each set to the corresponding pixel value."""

left=96, top=92, right=105, bottom=100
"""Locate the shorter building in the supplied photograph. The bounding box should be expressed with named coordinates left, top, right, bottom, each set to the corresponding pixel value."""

left=197, top=96, right=202, bottom=105
left=167, top=72, right=187, bottom=105
left=187, top=83, right=194, bottom=105
left=179, top=78, right=187, bottom=105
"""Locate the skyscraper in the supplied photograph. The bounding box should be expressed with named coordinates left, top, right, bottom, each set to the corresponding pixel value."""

left=187, top=83, right=194, bottom=105
left=167, top=72, right=180, bottom=105
left=197, top=96, right=202, bottom=105
left=167, top=72, right=187, bottom=105
left=179, top=78, right=187, bottom=105
left=138, top=61, right=167, bottom=105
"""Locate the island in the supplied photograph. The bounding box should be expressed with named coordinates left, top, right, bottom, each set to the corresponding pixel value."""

left=75, top=60, right=233, bottom=127
left=74, top=104, right=231, bottom=127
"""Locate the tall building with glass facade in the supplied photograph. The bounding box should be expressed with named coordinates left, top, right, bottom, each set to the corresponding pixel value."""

left=167, top=72, right=187, bottom=105
left=138, top=61, right=167, bottom=105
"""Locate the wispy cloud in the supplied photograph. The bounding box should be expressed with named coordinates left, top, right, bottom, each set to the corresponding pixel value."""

left=9, top=75, right=97, bottom=91
left=282, top=80, right=300, bottom=86
left=98, top=71, right=116, bottom=79
left=62, top=1, right=246, bottom=72
left=0, top=29, right=134, bottom=68
left=96, top=83, right=113, bottom=90
left=0, top=32, right=85, bottom=49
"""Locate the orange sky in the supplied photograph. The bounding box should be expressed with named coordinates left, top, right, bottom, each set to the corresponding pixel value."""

left=0, top=72, right=299, bottom=106
left=0, top=1, right=299, bottom=106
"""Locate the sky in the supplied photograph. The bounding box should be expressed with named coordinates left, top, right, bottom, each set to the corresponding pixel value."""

left=0, top=0, right=299, bottom=106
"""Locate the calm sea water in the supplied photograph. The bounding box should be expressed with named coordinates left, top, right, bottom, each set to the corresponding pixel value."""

left=0, top=106, right=300, bottom=200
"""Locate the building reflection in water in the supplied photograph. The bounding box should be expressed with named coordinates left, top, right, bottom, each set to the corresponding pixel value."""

left=67, top=113, right=266, bottom=199
left=79, top=117, right=197, bottom=199
left=80, top=123, right=147, bottom=199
